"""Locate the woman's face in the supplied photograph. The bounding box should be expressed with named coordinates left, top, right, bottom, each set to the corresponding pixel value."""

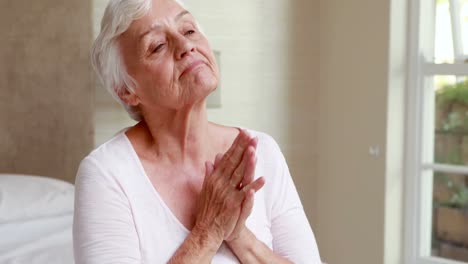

left=119, top=0, right=219, bottom=112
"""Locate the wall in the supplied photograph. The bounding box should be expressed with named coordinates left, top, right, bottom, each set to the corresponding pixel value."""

left=317, top=0, right=406, bottom=263
left=93, top=0, right=136, bottom=146
left=0, top=0, right=94, bottom=183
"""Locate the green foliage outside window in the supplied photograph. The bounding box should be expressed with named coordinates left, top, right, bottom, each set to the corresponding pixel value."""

left=435, top=79, right=468, bottom=209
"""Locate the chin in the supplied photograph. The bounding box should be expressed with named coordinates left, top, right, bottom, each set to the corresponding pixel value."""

left=198, top=83, right=217, bottom=102
left=195, top=75, right=218, bottom=95
left=182, top=71, right=218, bottom=104
left=180, top=83, right=215, bottom=107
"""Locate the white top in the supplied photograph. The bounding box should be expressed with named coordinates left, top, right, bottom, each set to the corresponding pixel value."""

left=73, top=128, right=321, bottom=264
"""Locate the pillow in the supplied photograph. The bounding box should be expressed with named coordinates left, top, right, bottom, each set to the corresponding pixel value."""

left=0, top=174, right=74, bottom=224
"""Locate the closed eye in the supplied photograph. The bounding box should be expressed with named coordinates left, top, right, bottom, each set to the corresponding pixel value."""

left=153, top=43, right=165, bottom=53
left=185, top=30, right=195, bottom=36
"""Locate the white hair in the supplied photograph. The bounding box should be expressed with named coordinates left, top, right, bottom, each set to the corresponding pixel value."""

left=92, top=0, right=186, bottom=121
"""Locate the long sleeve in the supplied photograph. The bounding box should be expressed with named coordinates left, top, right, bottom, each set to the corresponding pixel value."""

left=73, top=157, right=141, bottom=264
left=262, top=136, right=322, bottom=264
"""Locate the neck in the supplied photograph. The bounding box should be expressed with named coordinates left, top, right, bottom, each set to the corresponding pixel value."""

left=136, top=101, right=214, bottom=166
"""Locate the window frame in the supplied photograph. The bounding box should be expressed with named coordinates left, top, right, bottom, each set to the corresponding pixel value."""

left=404, top=0, right=468, bottom=264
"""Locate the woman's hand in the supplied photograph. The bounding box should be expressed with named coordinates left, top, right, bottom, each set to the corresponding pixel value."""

left=211, top=132, right=265, bottom=243
left=193, top=130, right=264, bottom=244
left=168, top=130, right=262, bottom=263
left=171, top=130, right=290, bottom=264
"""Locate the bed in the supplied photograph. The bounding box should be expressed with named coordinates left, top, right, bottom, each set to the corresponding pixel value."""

left=0, top=174, right=75, bottom=264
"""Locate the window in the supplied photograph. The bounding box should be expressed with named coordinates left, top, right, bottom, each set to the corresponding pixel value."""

left=406, top=1, right=468, bottom=264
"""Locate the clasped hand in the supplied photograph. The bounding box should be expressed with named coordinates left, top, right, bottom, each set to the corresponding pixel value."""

left=194, top=129, right=265, bottom=244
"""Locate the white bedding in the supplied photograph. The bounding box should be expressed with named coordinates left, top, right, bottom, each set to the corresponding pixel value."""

left=0, top=174, right=75, bottom=264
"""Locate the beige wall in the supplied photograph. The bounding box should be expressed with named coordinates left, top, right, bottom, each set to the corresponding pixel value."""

left=93, top=0, right=136, bottom=146
left=0, top=1, right=94, bottom=183
left=317, top=0, right=406, bottom=263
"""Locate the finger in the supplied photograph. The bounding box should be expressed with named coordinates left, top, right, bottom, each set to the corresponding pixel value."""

left=214, top=153, right=223, bottom=168
left=201, top=161, right=213, bottom=191
left=241, top=137, right=258, bottom=183
left=221, top=129, right=246, bottom=162
left=241, top=144, right=257, bottom=188
left=204, top=161, right=214, bottom=180
left=249, top=136, right=258, bottom=149
left=243, top=176, right=265, bottom=193
left=220, top=130, right=252, bottom=175
left=215, top=130, right=244, bottom=171
left=231, top=145, right=255, bottom=187
left=238, top=189, right=255, bottom=225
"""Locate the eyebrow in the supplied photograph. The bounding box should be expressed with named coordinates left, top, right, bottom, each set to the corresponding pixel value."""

left=138, top=10, right=191, bottom=40
left=175, top=10, right=190, bottom=21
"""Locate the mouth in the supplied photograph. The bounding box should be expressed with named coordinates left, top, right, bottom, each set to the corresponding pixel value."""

left=180, top=60, right=205, bottom=78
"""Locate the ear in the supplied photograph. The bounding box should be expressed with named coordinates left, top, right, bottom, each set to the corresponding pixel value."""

left=116, top=87, right=140, bottom=107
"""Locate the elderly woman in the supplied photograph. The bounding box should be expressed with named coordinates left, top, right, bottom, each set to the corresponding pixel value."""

left=73, top=0, right=321, bottom=263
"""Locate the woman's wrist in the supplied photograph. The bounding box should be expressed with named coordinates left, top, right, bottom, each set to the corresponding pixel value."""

left=226, top=227, right=257, bottom=255
left=191, top=222, right=224, bottom=254
left=227, top=227, right=268, bottom=264
left=227, top=227, right=293, bottom=264
left=168, top=225, right=223, bottom=264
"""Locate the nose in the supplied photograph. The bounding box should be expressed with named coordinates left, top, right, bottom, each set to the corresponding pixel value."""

left=175, top=35, right=195, bottom=60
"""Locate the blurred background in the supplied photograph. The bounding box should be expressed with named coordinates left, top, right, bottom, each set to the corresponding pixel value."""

left=2, top=0, right=468, bottom=263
